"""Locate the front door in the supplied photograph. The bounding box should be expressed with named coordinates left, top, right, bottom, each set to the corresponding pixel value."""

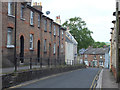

left=20, top=36, right=24, bottom=63
left=37, top=40, right=40, bottom=62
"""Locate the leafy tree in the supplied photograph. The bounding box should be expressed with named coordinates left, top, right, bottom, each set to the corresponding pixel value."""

left=92, top=41, right=107, bottom=48
left=62, top=17, right=94, bottom=52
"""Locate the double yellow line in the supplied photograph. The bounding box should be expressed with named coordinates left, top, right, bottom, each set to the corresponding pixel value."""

left=89, top=69, right=101, bottom=90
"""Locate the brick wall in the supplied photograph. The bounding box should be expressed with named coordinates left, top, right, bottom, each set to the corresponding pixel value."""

left=2, top=2, right=66, bottom=67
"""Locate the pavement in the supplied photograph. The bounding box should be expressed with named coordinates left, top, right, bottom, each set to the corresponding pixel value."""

left=97, top=68, right=119, bottom=89
left=0, top=65, right=47, bottom=76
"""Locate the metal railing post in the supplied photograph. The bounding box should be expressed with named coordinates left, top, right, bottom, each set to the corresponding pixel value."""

left=30, top=57, right=32, bottom=69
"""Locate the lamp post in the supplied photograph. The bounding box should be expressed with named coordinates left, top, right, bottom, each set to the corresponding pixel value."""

left=14, top=2, right=17, bottom=72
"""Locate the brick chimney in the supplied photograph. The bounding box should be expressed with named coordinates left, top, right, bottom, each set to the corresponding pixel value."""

left=33, top=2, right=42, bottom=12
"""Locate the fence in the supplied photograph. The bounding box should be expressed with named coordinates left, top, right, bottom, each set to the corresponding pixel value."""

left=14, top=56, right=65, bottom=71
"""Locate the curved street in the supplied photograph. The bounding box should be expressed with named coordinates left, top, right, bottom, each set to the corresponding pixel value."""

left=16, top=68, right=100, bottom=88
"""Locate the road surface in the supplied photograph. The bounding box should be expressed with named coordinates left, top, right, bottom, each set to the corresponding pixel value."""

left=14, top=68, right=100, bottom=88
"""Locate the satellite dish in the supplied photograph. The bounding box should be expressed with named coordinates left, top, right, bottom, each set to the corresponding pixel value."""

left=46, top=11, right=50, bottom=15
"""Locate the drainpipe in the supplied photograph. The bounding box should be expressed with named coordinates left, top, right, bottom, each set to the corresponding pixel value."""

left=14, top=2, right=17, bottom=72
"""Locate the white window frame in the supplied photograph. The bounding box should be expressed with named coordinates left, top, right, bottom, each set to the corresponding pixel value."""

left=7, top=28, right=14, bottom=48
left=58, top=27, right=60, bottom=36
left=44, top=39, right=47, bottom=52
left=44, top=19, right=47, bottom=31
left=100, top=55, right=102, bottom=58
left=85, top=55, right=87, bottom=58
left=30, top=34, right=33, bottom=50
left=38, top=15, right=40, bottom=27
left=62, top=30, right=64, bottom=39
left=20, top=4, right=24, bottom=19
left=61, top=44, right=63, bottom=53
left=53, top=43, right=56, bottom=54
left=30, top=11, right=34, bottom=25
left=8, top=2, right=13, bottom=15
left=54, top=25, right=56, bottom=36
left=7, top=28, right=12, bottom=45
left=49, top=22, right=52, bottom=32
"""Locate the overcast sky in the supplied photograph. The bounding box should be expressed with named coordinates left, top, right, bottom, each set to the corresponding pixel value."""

left=32, top=0, right=116, bottom=42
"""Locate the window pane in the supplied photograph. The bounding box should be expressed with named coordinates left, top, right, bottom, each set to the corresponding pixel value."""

left=44, top=19, right=47, bottom=31
left=20, top=4, right=24, bottom=18
left=30, top=11, right=33, bottom=25
left=54, top=25, right=56, bottom=35
left=54, top=43, right=56, bottom=54
left=38, top=15, right=40, bottom=27
left=49, top=22, right=51, bottom=32
left=8, top=2, right=13, bottom=15
left=44, top=40, right=47, bottom=51
left=30, top=34, right=33, bottom=49
left=7, top=28, right=12, bottom=45
left=58, top=28, right=59, bottom=36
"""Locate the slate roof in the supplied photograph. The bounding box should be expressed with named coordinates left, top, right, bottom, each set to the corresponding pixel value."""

left=83, top=47, right=109, bottom=55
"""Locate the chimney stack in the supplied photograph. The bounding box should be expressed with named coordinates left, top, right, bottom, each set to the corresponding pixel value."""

left=56, top=15, right=61, bottom=25
left=33, top=2, right=42, bottom=12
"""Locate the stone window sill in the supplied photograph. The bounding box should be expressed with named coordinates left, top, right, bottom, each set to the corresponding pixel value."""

left=6, top=45, right=14, bottom=48
left=20, top=18, right=26, bottom=21
left=8, top=14, right=15, bottom=18
left=29, top=48, right=34, bottom=51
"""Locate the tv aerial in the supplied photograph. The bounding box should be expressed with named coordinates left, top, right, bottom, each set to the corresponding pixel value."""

left=46, top=11, right=50, bottom=15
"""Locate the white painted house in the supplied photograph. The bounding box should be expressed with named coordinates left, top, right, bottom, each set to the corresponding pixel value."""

left=65, top=30, right=78, bottom=65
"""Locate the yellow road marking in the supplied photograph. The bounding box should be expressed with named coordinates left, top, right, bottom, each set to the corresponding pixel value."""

left=89, top=69, right=101, bottom=90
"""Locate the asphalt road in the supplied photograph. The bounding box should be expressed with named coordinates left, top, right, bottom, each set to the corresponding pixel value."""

left=17, top=68, right=100, bottom=88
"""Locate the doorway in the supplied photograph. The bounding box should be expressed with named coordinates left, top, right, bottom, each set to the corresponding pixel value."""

left=37, top=40, right=40, bottom=62
left=20, top=35, right=24, bottom=63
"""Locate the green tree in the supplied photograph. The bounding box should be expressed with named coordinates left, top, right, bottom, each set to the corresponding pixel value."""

left=62, top=17, right=94, bottom=52
left=92, top=41, right=107, bottom=48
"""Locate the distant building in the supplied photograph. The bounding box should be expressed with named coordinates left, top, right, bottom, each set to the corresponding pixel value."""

left=79, top=47, right=110, bottom=68
left=65, top=30, right=78, bottom=65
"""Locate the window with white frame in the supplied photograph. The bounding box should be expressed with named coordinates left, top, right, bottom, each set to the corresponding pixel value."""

left=54, top=25, right=56, bottom=36
left=94, top=55, right=96, bottom=59
left=44, top=19, right=47, bottom=31
left=30, top=11, right=34, bottom=25
left=44, top=39, right=47, bottom=52
left=20, top=4, right=24, bottom=19
left=53, top=43, right=56, bottom=54
left=62, top=30, right=64, bottom=39
left=49, top=21, right=52, bottom=32
left=61, top=44, right=63, bottom=53
left=30, top=34, right=33, bottom=49
left=8, top=2, right=14, bottom=15
left=38, top=15, right=40, bottom=27
left=7, top=28, right=13, bottom=45
left=58, top=27, right=60, bottom=36
left=85, top=55, right=87, bottom=58
left=100, top=55, right=102, bottom=58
